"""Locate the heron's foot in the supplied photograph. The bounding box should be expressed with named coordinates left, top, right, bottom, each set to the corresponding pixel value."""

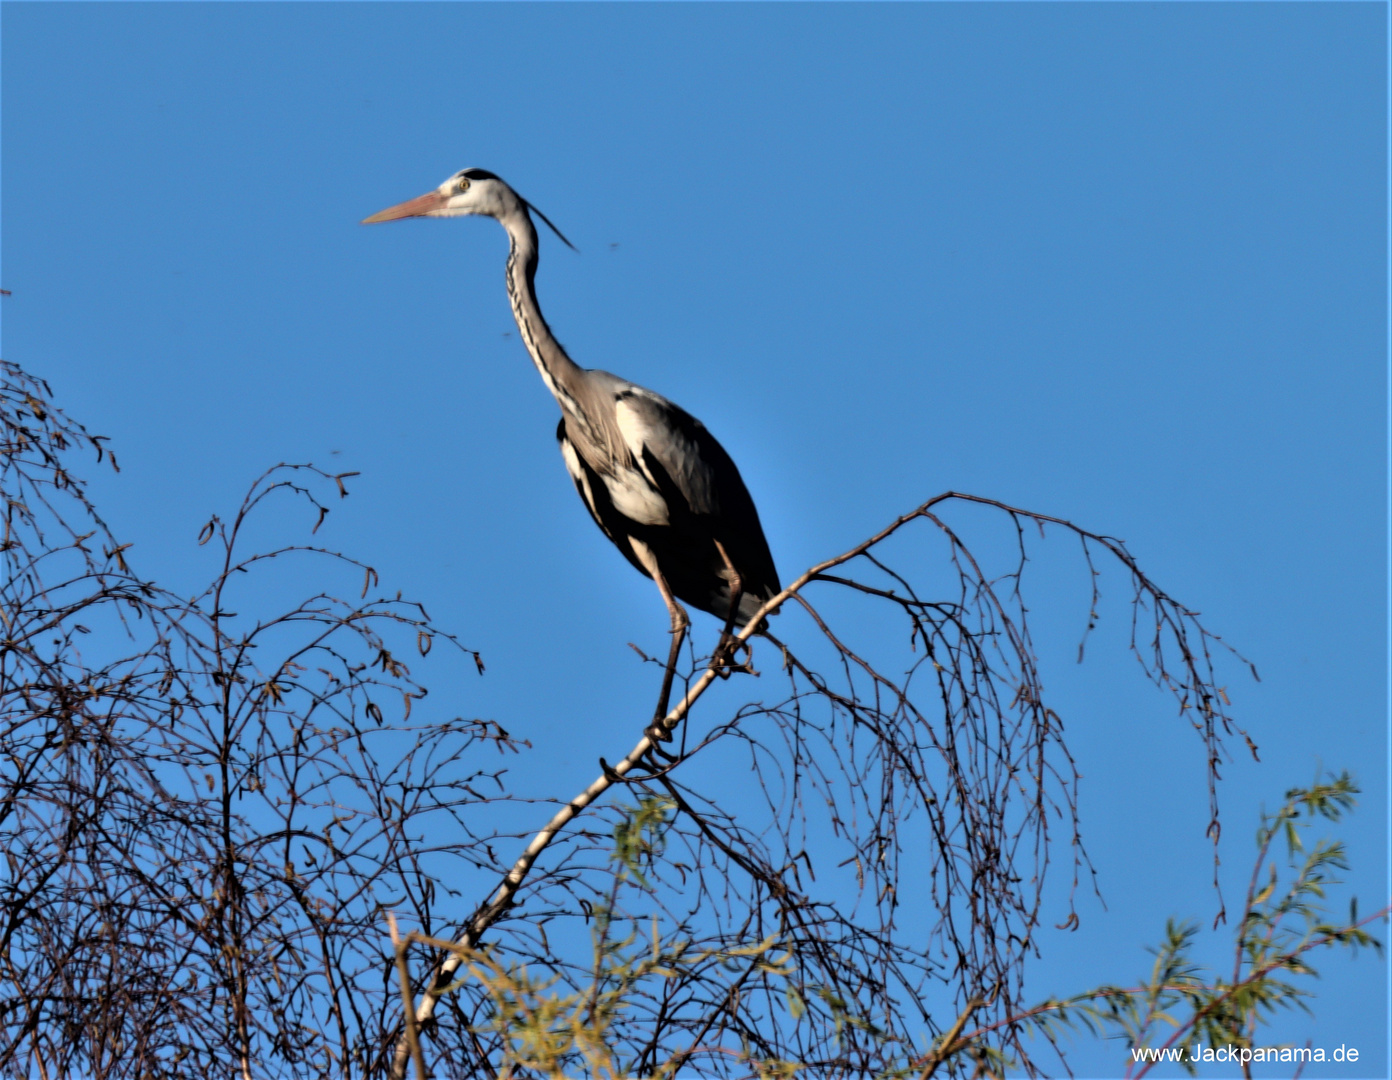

left=710, top=634, right=755, bottom=678
left=644, top=717, right=675, bottom=744
left=710, top=631, right=735, bottom=672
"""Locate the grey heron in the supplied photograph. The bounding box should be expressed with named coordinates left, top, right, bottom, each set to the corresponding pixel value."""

left=364, top=168, right=780, bottom=722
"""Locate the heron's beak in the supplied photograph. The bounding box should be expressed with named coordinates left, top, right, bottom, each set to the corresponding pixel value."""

left=361, top=190, right=449, bottom=224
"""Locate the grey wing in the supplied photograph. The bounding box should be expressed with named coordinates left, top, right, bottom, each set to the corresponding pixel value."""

left=610, top=388, right=720, bottom=516
left=611, top=387, right=781, bottom=599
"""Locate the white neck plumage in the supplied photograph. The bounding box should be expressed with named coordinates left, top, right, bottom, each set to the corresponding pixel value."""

left=501, top=209, right=585, bottom=412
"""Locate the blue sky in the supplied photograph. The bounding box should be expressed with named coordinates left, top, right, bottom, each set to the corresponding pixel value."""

left=3, top=3, right=1387, bottom=1075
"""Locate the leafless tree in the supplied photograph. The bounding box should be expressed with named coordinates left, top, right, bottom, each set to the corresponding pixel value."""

left=384, top=491, right=1259, bottom=1080
left=1, top=359, right=1263, bottom=1079
left=0, top=361, right=519, bottom=1078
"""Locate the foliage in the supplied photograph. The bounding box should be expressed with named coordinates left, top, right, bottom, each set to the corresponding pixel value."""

left=907, top=773, right=1385, bottom=1079
left=392, top=778, right=1384, bottom=1080
left=393, top=798, right=801, bottom=1080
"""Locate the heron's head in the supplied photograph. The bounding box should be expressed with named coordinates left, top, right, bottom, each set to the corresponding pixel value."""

left=361, top=168, right=516, bottom=224
left=362, top=167, right=577, bottom=250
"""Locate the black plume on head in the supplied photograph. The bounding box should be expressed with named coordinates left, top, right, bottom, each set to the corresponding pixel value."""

left=522, top=198, right=578, bottom=253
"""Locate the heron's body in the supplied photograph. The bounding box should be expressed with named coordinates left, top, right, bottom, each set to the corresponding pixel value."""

left=365, top=168, right=780, bottom=631
left=556, top=380, right=778, bottom=626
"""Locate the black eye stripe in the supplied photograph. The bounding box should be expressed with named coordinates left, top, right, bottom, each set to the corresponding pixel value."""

left=460, top=168, right=500, bottom=182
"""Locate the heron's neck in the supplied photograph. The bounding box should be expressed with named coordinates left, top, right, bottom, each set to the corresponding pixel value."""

left=501, top=210, right=588, bottom=417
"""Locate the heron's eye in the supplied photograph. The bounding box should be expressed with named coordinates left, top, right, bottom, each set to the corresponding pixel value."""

left=454, top=176, right=471, bottom=194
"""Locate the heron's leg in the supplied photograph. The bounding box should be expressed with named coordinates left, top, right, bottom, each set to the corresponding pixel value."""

left=629, top=539, right=689, bottom=740
left=648, top=569, right=689, bottom=740
left=711, top=539, right=743, bottom=670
